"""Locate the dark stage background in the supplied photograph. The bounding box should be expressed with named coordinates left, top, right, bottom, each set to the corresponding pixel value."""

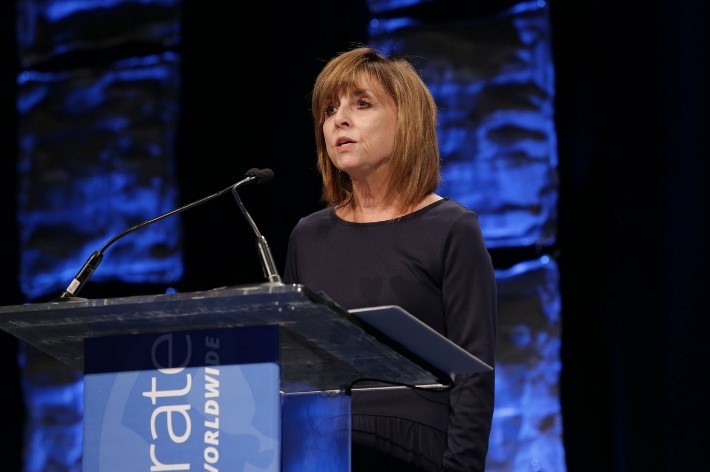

left=1, top=1, right=707, bottom=471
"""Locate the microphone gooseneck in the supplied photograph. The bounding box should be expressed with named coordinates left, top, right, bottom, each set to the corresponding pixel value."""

left=231, top=169, right=282, bottom=284
left=57, top=169, right=267, bottom=300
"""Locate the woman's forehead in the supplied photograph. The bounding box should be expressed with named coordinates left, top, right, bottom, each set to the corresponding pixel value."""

left=335, top=74, right=385, bottom=97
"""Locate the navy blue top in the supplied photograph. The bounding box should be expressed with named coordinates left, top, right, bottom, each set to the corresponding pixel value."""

left=284, top=198, right=496, bottom=471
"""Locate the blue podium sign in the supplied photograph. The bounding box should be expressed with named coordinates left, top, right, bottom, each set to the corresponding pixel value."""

left=83, top=325, right=282, bottom=471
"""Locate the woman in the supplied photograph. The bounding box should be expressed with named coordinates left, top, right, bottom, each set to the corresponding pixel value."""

left=283, top=45, right=497, bottom=472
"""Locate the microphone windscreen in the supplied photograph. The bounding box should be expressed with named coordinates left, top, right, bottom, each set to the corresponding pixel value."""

left=257, top=168, right=274, bottom=183
left=245, top=168, right=274, bottom=184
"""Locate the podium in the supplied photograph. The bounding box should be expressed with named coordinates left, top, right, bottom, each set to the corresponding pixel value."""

left=0, top=283, right=490, bottom=471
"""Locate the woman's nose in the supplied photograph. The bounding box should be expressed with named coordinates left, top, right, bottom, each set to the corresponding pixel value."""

left=333, top=107, right=350, bottom=127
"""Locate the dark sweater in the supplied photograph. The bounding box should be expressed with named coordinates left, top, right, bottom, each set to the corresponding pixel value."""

left=283, top=198, right=496, bottom=471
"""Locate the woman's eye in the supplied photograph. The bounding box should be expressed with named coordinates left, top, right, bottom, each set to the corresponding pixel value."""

left=325, top=105, right=336, bottom=116
left=357, top=99, right=371, bottom=108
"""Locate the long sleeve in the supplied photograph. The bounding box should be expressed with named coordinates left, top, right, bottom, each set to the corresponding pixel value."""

left=441, top=212, right=497, bottom=471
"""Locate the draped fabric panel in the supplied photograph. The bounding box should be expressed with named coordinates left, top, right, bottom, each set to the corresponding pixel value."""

left=17, top=53, right=182, bottom=299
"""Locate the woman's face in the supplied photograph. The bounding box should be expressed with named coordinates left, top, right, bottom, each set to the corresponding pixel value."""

left=322, top=75, right=398, bottom=181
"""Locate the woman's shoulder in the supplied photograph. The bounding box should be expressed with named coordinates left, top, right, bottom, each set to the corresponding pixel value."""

left=292, top=207, right=335, bottom=232
left=418, top=197, right=479, bottom=220
left=410, top=198, right=484, bottom=236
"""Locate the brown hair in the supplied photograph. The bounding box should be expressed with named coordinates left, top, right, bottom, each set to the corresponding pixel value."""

left=311, top=46, right=441, bottom=212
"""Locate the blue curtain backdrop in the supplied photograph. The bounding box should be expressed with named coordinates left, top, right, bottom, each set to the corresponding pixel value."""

left=0, top=0, right=707, bottom=471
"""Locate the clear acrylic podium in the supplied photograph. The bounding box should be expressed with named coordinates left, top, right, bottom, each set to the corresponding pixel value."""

left=0, top=283, right=489, bottom=471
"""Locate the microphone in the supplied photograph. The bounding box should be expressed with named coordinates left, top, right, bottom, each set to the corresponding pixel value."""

left=231, top=168, right=282, bottom=284
left=57, top=169, right=270, bottom=300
